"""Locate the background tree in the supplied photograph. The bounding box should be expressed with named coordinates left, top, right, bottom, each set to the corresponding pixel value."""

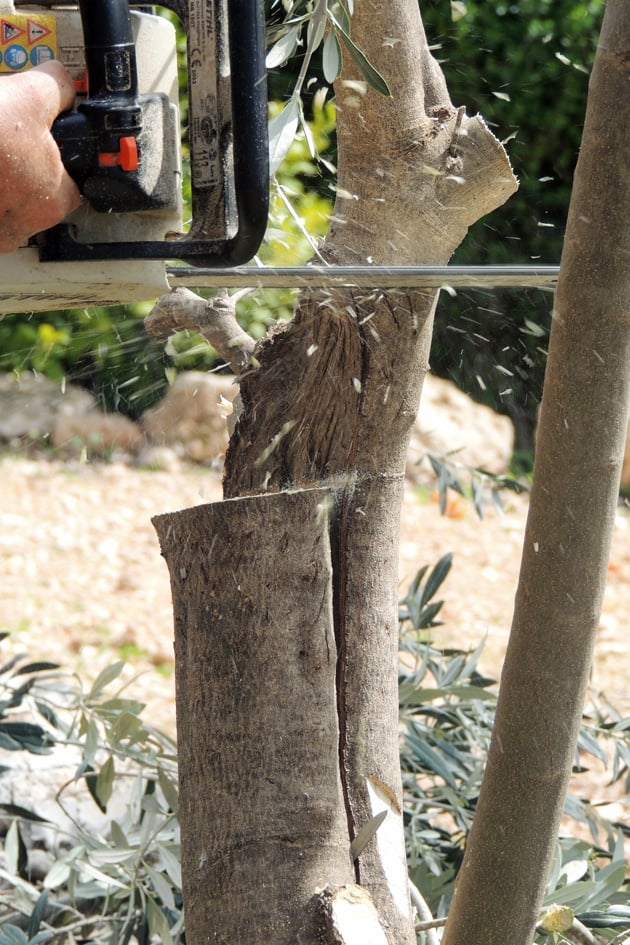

left=443, top=2, right=630, bottom=942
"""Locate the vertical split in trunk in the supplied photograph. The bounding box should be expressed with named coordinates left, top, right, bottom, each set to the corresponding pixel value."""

left=222, top=287, right=440, bottom=944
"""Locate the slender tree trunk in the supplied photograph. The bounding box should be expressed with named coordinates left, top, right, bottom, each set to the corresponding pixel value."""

left=443, top=5, right=630, bottom=944
left=153, top=1, right=516, bottom=941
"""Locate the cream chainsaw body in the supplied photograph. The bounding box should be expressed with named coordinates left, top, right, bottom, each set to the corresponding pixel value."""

left=0, top=0, right=269, bottom=313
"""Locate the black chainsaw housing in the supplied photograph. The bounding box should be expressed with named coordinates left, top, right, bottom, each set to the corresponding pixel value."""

left=37, top=0, right=269, bottom=267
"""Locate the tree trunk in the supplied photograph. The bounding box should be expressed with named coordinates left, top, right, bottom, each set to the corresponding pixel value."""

left=443, top=4, right=630, bottom=944
left=153, top=490, right=356, bottom=944
left=153, top=1, right=516, bottom=941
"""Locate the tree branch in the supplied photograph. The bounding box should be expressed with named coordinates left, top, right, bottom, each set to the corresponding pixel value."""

left=408, top=880, right=442, bottom=945
left=144, top=286, right=256, bottom=374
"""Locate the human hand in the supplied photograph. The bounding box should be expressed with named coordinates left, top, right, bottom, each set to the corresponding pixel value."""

left=0, top=60, right=82, bottom=253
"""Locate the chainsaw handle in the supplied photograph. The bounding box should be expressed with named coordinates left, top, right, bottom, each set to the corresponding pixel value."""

left=182, top=0, right=270, bottom=266
left=77, top=0, right=138, bottom=99
left=221, top=0, right=269, bottom=265
left=39, top=0, right=269, bottom=266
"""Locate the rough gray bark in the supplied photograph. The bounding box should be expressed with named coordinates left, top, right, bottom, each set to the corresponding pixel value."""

left=443, top=4, right=630, bottom=944
left=153, top=1, right=516, bottom=941
left=153, top=490, right=356, bottom=944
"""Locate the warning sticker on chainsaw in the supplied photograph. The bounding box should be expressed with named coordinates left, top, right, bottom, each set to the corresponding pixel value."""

left=0, top=14, right=57, bottom=73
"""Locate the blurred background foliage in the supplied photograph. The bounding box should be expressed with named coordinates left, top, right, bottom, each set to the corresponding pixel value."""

left=421, top=0, right=604, bottom=463
left=0, top=0, right=605, bottom=465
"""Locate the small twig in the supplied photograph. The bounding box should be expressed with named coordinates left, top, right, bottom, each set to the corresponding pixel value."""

left=408, top=888, right=603, bottom=945
left=562, top=919, right=597, bottom=945
left=274, top=179, right=327, bottom=262
left=144, top=286, right=256, bottom=374
left=408, top=879, right=443, bottom=945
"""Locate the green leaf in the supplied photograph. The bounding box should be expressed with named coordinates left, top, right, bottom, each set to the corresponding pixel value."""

left=0, top=654, right=24, bottom=678
left=146, top=864, right=176, bottom=912
left=269, top=97, right=300, bottom=175
left=322, top=27, right=342, bottom=83
left=158, top=765, right=179, bottom=815
left=578, top=861, right=628, bottom=913
left=405, top=733, right=459, bottom=789
left=559, top=857, right=589, bottom=885
left=147, top=899, right=175, bottom=945
left=95, top=755, right=115, bottom=809
left=472, top=476, right=485, bottom=519
left=459, top=636, right=490, bottom=683
left=399, top=684, right=496, bottom=707
left=15, top=661, right=59, bottom=675
left=327, top=0, right=351, bottom=34
left=77, top=859, right=129, bottom=890
left=416, top=600, right=444, bottom=628
left=579, top=906, right=630, bottom=929
left=544, top=879, right=597, bottom=907
left=94, top=697, right=146, bottom=716
left=327, top=11, right=391, bottom=96
left=422, top=554, right=453, bottom=606
left=0, top=721, right=52, bottom=753
left=0, top=731, right=21, bottom=750
left=491, top=488, right=504, bottom=515
left=111, top=819, right=130, bottom=850
left=0, top=925, right=29, bottom=945
left=440, top=654, right=466, bottom=687
left=266, top=24, right=301, bottom=69
left=157, top=844, right=182, bottom=889
left=88, top=846, right=138, bottom=866
left=43, top=858, right=72, bottom=890
left=77, top=717, right=99, bottom=779
left=35, top=700, right=61, bottom=730
left=26, top=890, right=49, bottom=941
left=307, top=4, right=327, bottom=55
left=111, top=710, right=144, bottom=744
left=4, top=821, right=27, bottom=879
left=0, top=803, right=52, bottom=824
left=88, top=661, right=125, bottom=699
left=86, top=769, right=106, bottom=813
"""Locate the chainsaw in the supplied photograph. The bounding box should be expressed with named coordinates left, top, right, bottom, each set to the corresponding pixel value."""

left=0, top=0, right=269, bottom=313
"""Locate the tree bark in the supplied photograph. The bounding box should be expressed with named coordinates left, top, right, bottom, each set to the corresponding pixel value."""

left=154, top=1, right=516, bottom=942
left=443, top=4, right=630, bottom=945
left=153, top=490, right=356, bottom=944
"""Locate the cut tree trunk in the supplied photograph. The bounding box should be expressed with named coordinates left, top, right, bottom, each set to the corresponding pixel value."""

left=442, top=4, right=630, bottom=945
left=153, top=1, right=517, bottom=942
left=153, top=490, right=356, bottom=944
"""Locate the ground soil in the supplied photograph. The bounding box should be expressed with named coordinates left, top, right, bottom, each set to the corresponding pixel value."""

left=1, top=453, right=628, bottom=819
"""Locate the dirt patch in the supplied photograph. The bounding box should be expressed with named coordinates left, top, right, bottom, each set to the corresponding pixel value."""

left=1, top=454, right=628, bottom=740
